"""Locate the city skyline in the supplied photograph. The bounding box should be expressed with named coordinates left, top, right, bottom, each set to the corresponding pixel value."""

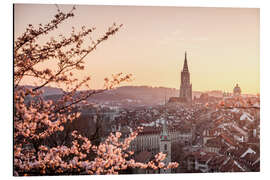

left=13, top=3, right=261, bottom=176
left=14, top=4, right=260, bottom=94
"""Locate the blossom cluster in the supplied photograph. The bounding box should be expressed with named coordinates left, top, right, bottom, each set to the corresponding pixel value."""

left=14, top=121, right=178, bottom=175
left=13, top=7, right=178, bottom=176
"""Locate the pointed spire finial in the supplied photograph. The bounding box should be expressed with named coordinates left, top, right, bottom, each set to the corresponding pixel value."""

left=183, top=51, right=189, bottom=72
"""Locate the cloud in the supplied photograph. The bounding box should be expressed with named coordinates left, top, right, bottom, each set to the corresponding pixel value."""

left=157, top=29, right=185, bottom=46
left=191, top=37, right=209, bottom=41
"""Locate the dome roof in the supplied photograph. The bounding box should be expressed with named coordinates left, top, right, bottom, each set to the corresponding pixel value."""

left=233, top=84, right=241, bottom=94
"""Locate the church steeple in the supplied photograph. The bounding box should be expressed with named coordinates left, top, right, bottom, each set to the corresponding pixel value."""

left=183, top=51, right=189, bottom=72
left=179, top=51, right=192, bottom=103
left=159, top=98, right=171, bottom=173
left=161, top=115, right=169, bottom=139
left=160, top=97, right=169, bottom=141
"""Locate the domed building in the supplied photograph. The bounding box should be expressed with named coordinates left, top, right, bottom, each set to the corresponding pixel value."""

left=233, top=84, right=241, bottom=97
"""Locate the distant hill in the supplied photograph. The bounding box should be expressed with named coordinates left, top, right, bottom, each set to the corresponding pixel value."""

left=19, top=85, right=64, bottom=96
left=19, top=85, right=255, bottom=105
left=88, top=86, right=202, bottom=105
left=20, top=85, right=201, bottom=105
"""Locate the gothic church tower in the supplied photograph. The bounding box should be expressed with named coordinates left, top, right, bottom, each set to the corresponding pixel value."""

left=179, top=51, right=192, bottom=103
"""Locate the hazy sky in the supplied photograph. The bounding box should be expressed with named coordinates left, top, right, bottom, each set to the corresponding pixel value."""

left=14, top=4, right=260, bottom=94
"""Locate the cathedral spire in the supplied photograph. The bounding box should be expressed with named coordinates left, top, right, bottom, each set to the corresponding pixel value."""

left=183, top=51, right=189, bottom=72
left=179, top=51, right=192, bottom=103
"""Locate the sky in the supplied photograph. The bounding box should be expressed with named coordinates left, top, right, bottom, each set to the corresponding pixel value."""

left=14, top=4, right=260, bottom=94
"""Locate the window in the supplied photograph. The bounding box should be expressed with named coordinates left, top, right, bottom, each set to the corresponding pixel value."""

left=164, top=144, right=167, bottom=150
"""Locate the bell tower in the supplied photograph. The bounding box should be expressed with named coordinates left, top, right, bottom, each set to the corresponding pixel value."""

left=159, top=103, right=171, bottom=173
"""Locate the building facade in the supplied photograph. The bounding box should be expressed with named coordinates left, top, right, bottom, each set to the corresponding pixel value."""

left=130, top=127, right=192, bottom=153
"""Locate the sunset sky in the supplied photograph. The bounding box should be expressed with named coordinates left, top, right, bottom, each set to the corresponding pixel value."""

left=14, top=4, right=260, bottom=94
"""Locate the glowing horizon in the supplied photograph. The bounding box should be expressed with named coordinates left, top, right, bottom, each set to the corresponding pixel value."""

left=14, top=4, right=260, bottom=95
